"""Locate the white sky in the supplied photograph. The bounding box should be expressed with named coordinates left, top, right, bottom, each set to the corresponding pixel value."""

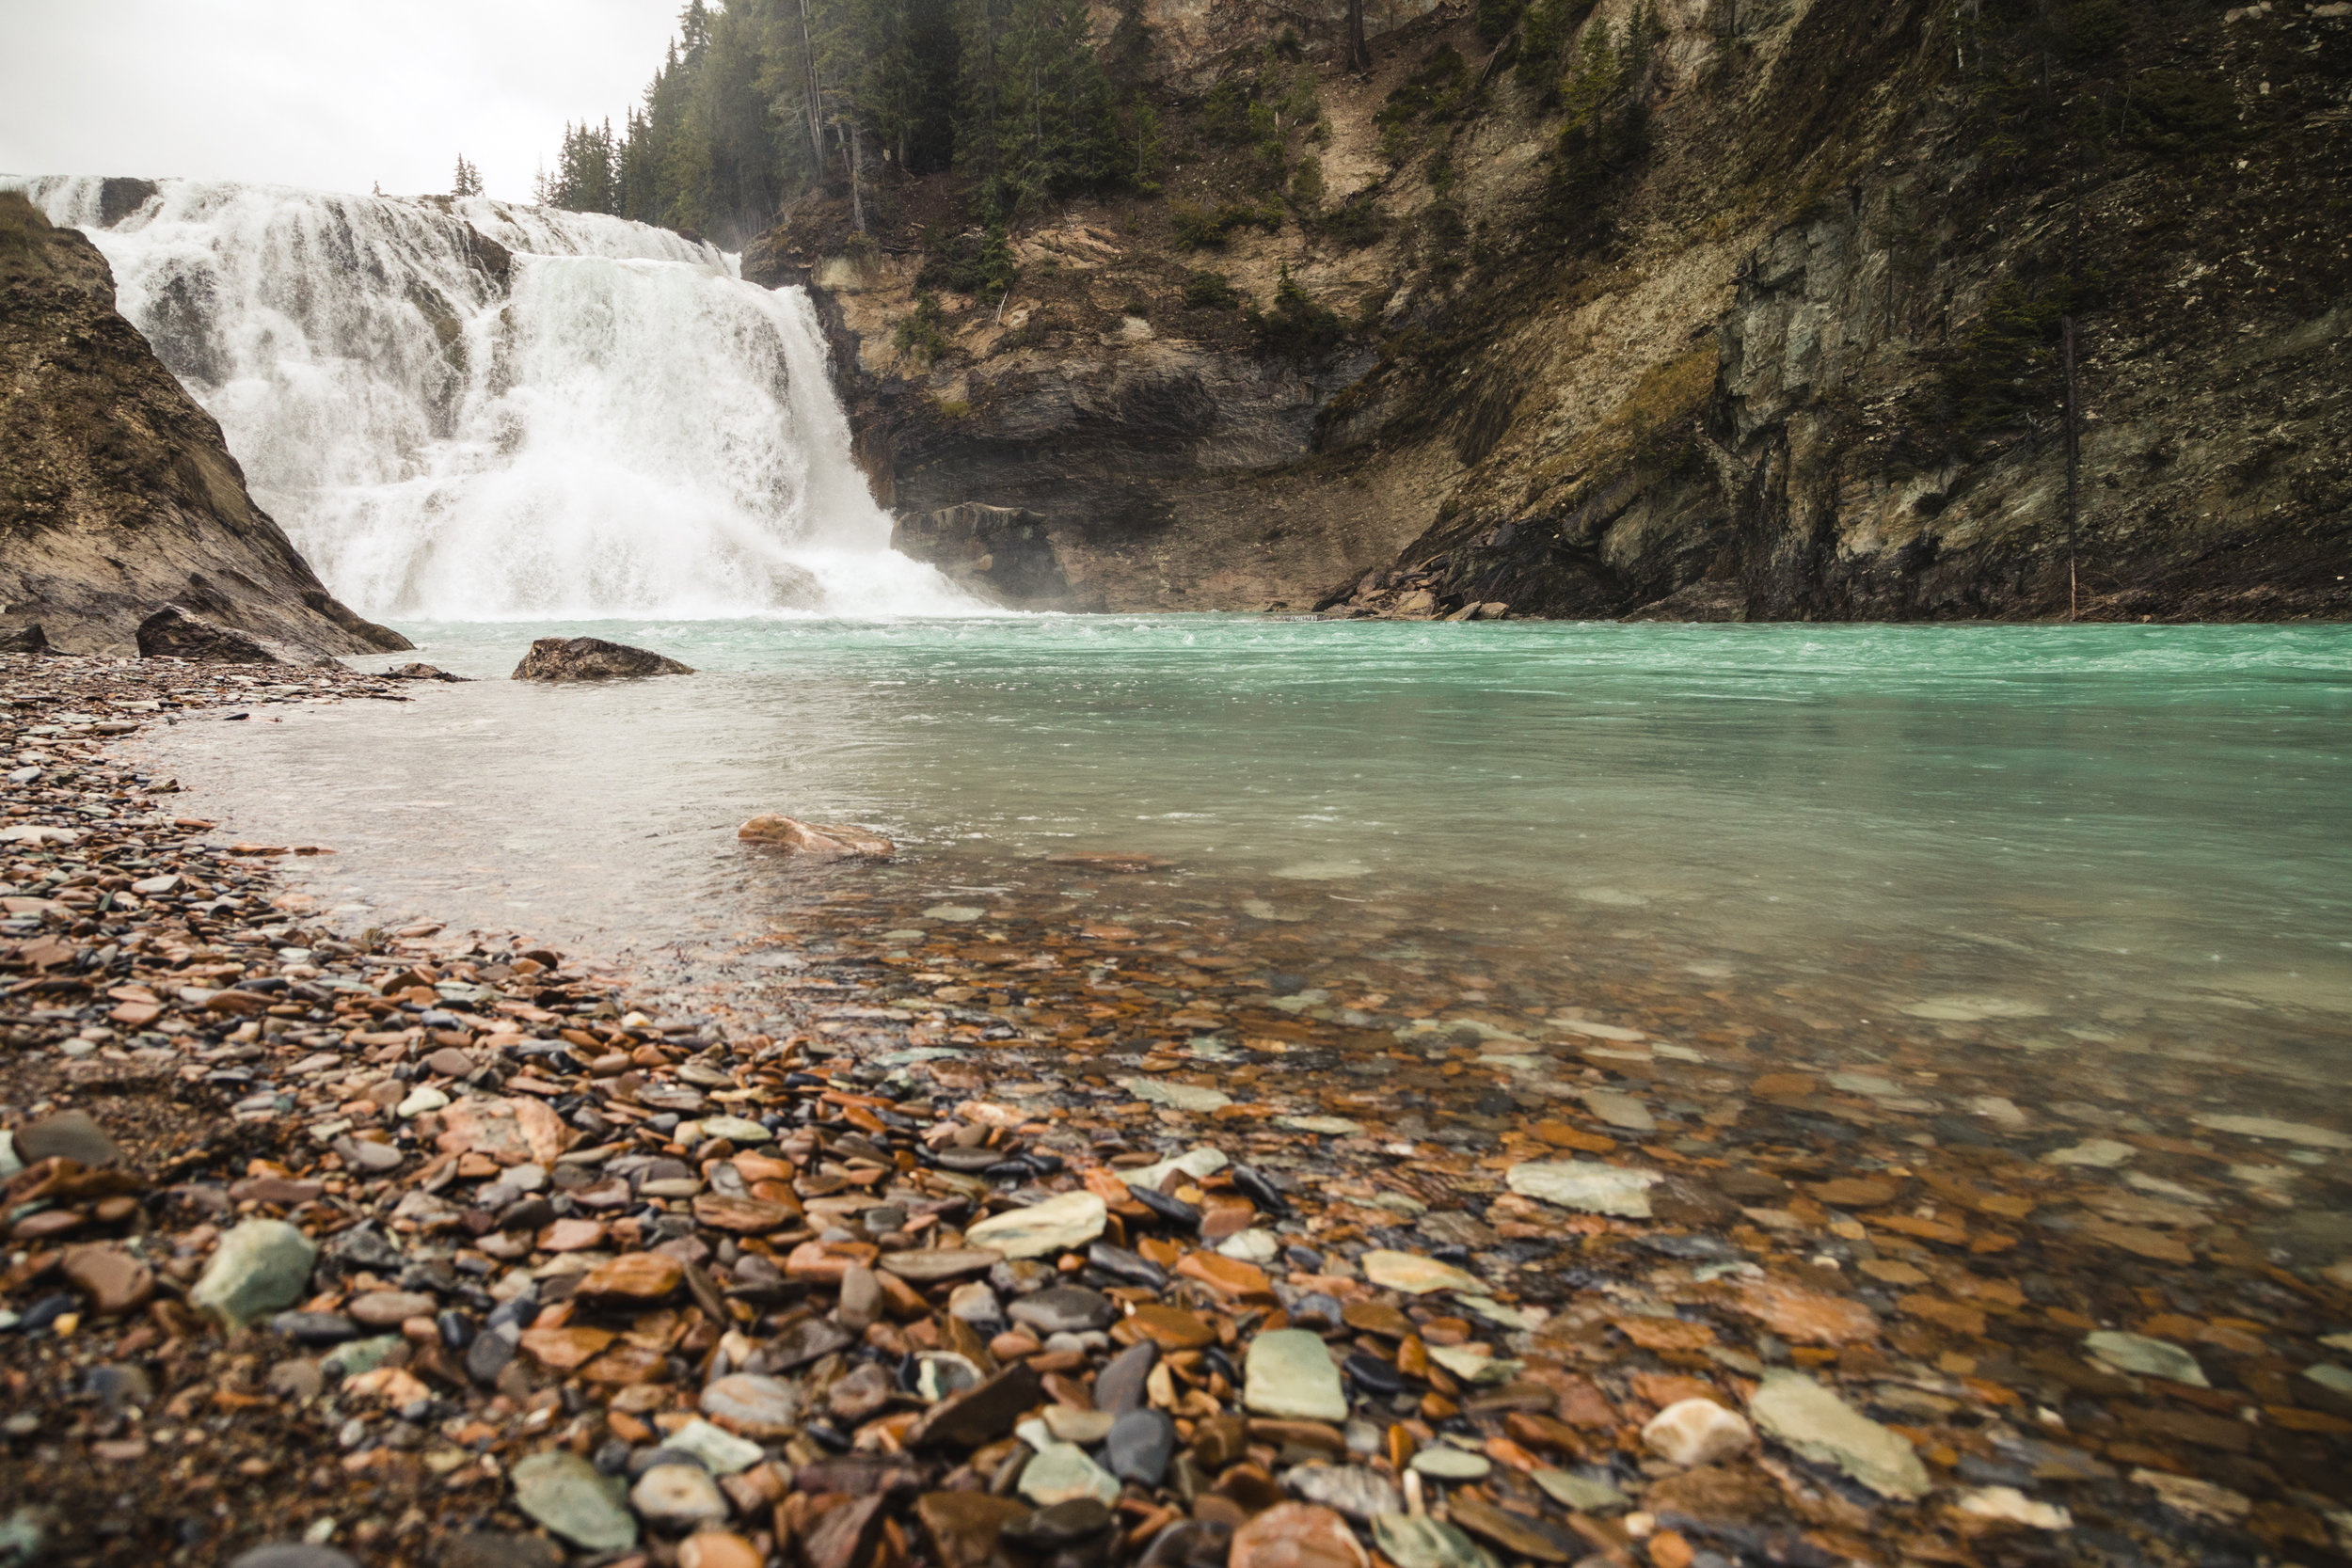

left=0, top=0, right=686, bottom=200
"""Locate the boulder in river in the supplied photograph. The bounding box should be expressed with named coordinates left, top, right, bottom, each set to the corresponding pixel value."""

left=737, top=815, right=895, bottom=860
left=511, top=636, right=694, bottom=681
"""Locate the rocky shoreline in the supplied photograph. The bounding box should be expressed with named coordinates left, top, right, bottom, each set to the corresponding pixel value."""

left=3, top=652, right=2350, bottom=1568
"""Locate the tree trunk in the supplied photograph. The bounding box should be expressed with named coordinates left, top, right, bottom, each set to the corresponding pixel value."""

left=1346, top=0, right=1372, bottom=72
left=2061, top=314, right=2080, bottom=619
left=798, top=0, right=827, bottom=176
left=850, top=122, right=867, bottom=234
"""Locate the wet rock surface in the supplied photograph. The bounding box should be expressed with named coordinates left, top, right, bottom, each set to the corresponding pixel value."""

left=510, top=637, right=694, bottom=682
left=0, top=650, right=2348, bottom=1567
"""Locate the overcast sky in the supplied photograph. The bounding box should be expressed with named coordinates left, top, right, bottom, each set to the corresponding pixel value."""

left=0, top=0, right=686, bottom=200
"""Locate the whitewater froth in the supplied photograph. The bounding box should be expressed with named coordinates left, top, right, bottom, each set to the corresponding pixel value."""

left=9, top=176, right=967, bottom=620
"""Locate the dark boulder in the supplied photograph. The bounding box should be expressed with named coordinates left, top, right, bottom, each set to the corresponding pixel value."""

left=511, top=637, right=694, bottom=682
left=385, top=662, right=466, bottom=681
left=0, top=623, right=52, bottom=655
left=136, top=604, right=304, bottom=665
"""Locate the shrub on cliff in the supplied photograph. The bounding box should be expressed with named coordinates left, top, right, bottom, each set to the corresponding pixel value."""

left=1251, top=264, right=1343, bottom=358
left=1184, top=271, right=1241, bottom=310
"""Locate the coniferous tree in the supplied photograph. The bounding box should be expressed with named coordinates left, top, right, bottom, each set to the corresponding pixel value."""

left=451, top=154, right=485, bottom=198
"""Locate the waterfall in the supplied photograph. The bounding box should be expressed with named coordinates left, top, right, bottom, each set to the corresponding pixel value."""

left=8, top=175, right=967, bottom=620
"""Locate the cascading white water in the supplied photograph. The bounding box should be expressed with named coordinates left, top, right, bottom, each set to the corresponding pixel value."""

left=8, top=175, right=969, bottom=620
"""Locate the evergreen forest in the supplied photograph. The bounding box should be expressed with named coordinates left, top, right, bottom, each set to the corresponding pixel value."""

left=533, top=0, right=1168, bottom=245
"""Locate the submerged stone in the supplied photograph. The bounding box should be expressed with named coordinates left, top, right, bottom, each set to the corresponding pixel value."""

left=1748, top=1370, right=1930, bottom=1499
left=1504, top=1161, right=1661, bottom=1217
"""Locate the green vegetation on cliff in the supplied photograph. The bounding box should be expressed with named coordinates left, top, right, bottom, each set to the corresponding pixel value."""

left=537, top=0, right=1161, bottom=242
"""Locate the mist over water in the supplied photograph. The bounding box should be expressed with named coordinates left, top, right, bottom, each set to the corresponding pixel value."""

left=10, top=174, right=967, bottom=620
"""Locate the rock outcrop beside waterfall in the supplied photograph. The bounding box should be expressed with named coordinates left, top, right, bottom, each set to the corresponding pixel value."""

left=0, top=192, right=411, bottom=657
left=755, top=0, right=2351, bottom=622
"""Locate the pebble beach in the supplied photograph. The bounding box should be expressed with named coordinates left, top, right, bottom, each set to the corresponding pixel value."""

left=4, top=651, right=2350, bottom=1568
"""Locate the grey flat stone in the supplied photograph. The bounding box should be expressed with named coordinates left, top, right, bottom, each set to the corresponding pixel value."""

left=1408, top=1446, right=1491, bottom=1480
left=14, top=1109, right=121, bottom=1166
left=1019, top=1442, right=1121, bottom=1506
left=190, top=1219, right=317, bottom=1328
left=1106, top=1408, right=1177, bottom=1487
left=512, top=1449, right=637, bottom=1550
left=661, top=1418, right=764, bottom=1475
left=1096, top=1340, right=1158, bottom=1416
left=1009, top=1285, right=1116, bottom=1334
left=1245, top=1328, right=1348, bottom=1421
left=965, top=1192, right=1107, bottom=1259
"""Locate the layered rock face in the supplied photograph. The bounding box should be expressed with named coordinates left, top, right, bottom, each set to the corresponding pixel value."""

left=760, top=0, right=2350, bottom=622
left=0, top=191, right=411, bottom=657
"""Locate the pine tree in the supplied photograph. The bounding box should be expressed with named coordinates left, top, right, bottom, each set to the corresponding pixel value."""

left=451, top=153, right=485, bottom=198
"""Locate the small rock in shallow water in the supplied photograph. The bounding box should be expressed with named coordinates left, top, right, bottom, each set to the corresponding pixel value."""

left=736, top=816, right=894, bottom=860
left=2043, top=1138, right=2135, bottom=1168
left=1748, top=1370, right=1931, bottom=1499
left=2082, top=1330, right=2206, bottom=1386
left=2190, top=1113, right=2352, bottom=1149
left=1504, top=1161, right=1661, bottom=1217
left=1581, top=1089, right=1655, bottom=1131
left=1120, top=1077, right=1232, bottom=1112
left=1642, top=1399, right=1754, bottom=1467
left=1956, top=1487, right=2072, bottom=1529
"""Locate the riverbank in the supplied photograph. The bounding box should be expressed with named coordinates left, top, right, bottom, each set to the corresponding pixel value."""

left=3, top=650, right=2349, bottom=1568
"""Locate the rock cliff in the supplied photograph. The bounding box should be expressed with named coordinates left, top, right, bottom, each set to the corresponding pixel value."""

left=0, top=191, right=411, bottom=657
left=754, top=0, right=2350, bottom=621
